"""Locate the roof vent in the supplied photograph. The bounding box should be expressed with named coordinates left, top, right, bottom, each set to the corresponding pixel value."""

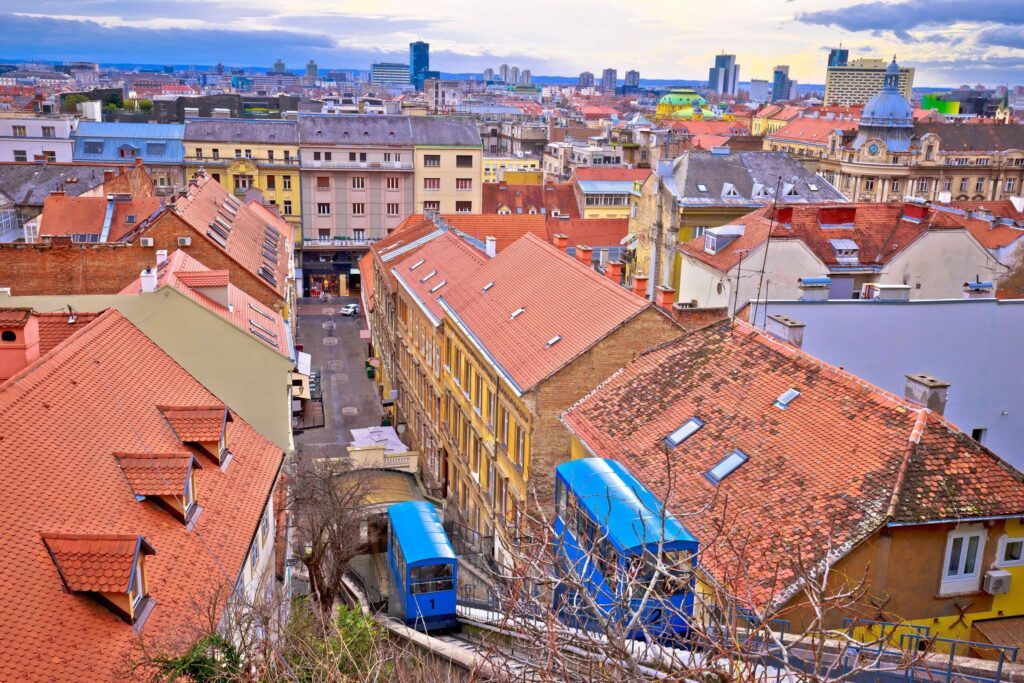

left=545, top=335, right=561, bottom=348
left=420, top=270, right=436, bottom=283
left=429, top=280, right=447, bottom=293
left=482, top=281, right=494, bottom=291
left=409, top=258, right=425, bottom=271
left=774, top=388, right=801, bottom=409
left=510, top=307, right=525, bottom=320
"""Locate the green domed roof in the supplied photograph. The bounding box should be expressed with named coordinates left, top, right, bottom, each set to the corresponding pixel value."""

left=659, top=89, right=706, bottom=106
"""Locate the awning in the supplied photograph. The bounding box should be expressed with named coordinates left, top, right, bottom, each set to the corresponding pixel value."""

left=295, top=351, right=312, bottom=376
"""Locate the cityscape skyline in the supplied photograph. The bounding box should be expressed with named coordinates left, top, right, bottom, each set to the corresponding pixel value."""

left=1, top=0, right=1022, bottom=87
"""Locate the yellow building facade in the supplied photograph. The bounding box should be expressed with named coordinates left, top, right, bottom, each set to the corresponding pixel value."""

left=414, top=145, right=484, bottom=214
left=483, top=156, right=542, bottom=183
left=183, top=119, right=302, bottom=240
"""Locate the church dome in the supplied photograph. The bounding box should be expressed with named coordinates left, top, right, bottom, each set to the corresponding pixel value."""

left=860, top=57, right=913, bottom=128
left=659, top=89, right=705, bottom=107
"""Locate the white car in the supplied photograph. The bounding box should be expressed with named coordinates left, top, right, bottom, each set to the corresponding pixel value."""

left=338, top=303, right=360, bottom=316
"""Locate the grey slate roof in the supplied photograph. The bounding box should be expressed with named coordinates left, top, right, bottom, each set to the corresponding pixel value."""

left=296, top=114, right=480, bottom=147
left=184, top=118, right=298, bottom=144
left=667, top=151, right=847, bottom=207
left=0, top=163, right=109, bottom=208
left=913, top=123, right=1024, bottom=153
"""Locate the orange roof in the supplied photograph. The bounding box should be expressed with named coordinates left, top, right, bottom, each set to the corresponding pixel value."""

left=41, top=534, right=154, bottom=594
left=115, top=453, right=197, bottom=497
left=0, top=308, right=31, bottom=325
left=441, top=214, right=548, bottom=251
left=37, top=311, right=101, bottom=355
left=38, top=194, right=162, bottom=242
left=767, top=117, right=857, bottom=144
left=159, top=405, right=227, bottom=442
left=358, top=251, right=375, bottom=312
left=168, top=172, right=292, bottom=298
left=440, top=233, right=648, bottom=392
left=563, top=320, right=1024, bottom=610
left=573, top=167, right=651, bottom=183
left=120, top=250, right=291, bottom=356
left=666, top=120, right=749, bottom=136
left=0, top=309, right=283, bottom=680
left=546, top=218, right=628, bottom=247
left=392, top=231, right=488, bottom=323
left=483, top=183, right=580, bottom=218
left=690, top=134, right=730, bottom=150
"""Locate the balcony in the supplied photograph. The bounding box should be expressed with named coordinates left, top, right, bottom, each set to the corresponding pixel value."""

left=183, top=156, right=300, bottom=167
left=301, top=159, right=413, bottom=171
left=302, top=237, right=381, bottom=250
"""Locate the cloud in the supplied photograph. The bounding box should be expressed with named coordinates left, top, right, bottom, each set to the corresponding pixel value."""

left=978, top=26, right=1024, bottom=50
left=797, top=0, right=1024, bottom=33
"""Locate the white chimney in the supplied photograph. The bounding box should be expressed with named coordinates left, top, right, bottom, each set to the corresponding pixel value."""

left=765, top=314, right=805, bottom=349
left=904, top=373, right=949, bottom=416
left=140, top=267, right=158, bottom=293
left=156, top=249, right=168, bottom=269
left=485, top=236, right=497, bottom=258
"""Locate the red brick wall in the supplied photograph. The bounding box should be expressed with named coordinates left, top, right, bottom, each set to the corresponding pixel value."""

left=528, top=306, right=683, bottom=509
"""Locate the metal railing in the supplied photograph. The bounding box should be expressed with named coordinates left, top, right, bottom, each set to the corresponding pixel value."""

left=183, top=155, right=300, bottom=167
left=301, top=237, right=381, bottom=249
left=302, top=159, right=413, bottom=171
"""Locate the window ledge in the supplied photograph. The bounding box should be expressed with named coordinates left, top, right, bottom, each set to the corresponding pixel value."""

left=936, top=587, right=983, bottom=599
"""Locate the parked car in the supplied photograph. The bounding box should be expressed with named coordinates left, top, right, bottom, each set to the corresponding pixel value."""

left=339, top=303, right=361, bottom=317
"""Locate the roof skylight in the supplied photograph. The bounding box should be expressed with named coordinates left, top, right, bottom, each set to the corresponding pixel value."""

left=697, top=183, right=708, bottom=192
left=774, top=388, right=801, bottom=409
left=429, top=280, right=447, bottom=293
left=420, top=270, right=436, bottom=283
left=482, top=281, right=494, bottom=291
left=705, top=449, right=748, bottom=485
left=409, top=259, right=425, bottom=271
left=510, top=307, right=525, bottom=320
left=545, top=335, right=561, bottom=348
left=663, top=417, right=703, bottom=448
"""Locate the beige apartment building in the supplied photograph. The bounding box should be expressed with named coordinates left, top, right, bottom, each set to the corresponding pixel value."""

left=824, top=57, right=914, bottom=106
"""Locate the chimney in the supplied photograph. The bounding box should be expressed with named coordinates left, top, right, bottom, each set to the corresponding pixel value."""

left=156, top=249, right=169, bottom=269
left=103, top=169, right=115, bottom=183
left=797, top=276, right=831, bottom=302
left=575, top=245, right=593, bottom=266
left=632, top=275, right=649, bottom=298
left=140, top=267, right=158, bottom=293
left=485, top=236, right=497, bottom=258
left=605, top=261, right=623, bottom=283
left=552, top=233, right=569, bottom=252
left=904, top=373, right=949, bottom=416
left=774, top=206, right=794, bottom=225
left=0, top=309, right=40, bottom=382
left=765, top=313, right=805, bottom=348
left=134, top=156, right=143, bottom=167
left=656, top=286, right=676, bottom=310
left=963, top=280, right=994, bottom=299
left=902, top=201, right=929, bottom=221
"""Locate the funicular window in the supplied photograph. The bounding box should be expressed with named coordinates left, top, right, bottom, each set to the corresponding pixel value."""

left=410, top=563, right=454, bottom=594
left=595, top=540, right=619, bottom=584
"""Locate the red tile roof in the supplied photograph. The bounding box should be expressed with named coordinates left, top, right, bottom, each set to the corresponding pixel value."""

left=677, top=202, right=969, bottom=272
left=0, top=308, right=31, bottom=326
left=546, top=218, right=628, bottom=247
left=0, top=309, right=283, bottom=680
left=392, top=231, right=488, bottom=323
left=442, top=214, right=548, bottom=251
left=440, top=233, right=649, bottom=392
left=167, top=172, right=292, bottom=298
left=37, top=311, right=101, bottom=355
left=767, top=117, right=858, bottom=144
left=689, top=134, right=731, bottom=150
left=573, top=167, right=652, bottom=183
left=666, top=120, right=749, bottom=136
left=120, top=249, right=291, bottom=356
left=482, top=183, right=580, bottom=219
left=115, top=453, right=197, bottom=497
left=41, top=534, right=153, bottom=594
left=38, top=194, right=162, bottom=242
left=562, top=320, right=1024, bottom=611
left=159, top=405, right=227, bottom=442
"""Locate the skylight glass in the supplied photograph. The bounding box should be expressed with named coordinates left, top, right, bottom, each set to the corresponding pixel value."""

left=409, top=259, right=425, bottom=271
left=545, top=335, right=561, bottom=348
left=429, top=280, right=446, bottom=293
left=706, top=449, right=748, bottom=485
left=664, top=417, right=703, bottom=448
left=420, top=270, right=436, bottom=283
left=808, top=183, right=819, bottom=191
left=774, top=388, right=801, bottom=409
left=510, top=307, right=525, bottom=319
left=482, top=281, right=494, bottom=291
left=697, top=183, right=708, bottom=192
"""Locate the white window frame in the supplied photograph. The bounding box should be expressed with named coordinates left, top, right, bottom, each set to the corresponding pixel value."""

left=940, top=525, right=986, bottom=595
left=996, top=535, right=1024, bottom=568
left=130, top=561, right=145, bottom=608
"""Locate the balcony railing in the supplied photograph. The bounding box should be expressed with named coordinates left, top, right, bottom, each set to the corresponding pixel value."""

left=183, top=156, right=300, bottom=167
left=301, top=238, right=381, bottom=249
left=302, top=159, right=413, bottom=171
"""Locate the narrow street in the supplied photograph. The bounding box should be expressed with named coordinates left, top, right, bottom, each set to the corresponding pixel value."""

left=294, top=295, right=383, bottom=465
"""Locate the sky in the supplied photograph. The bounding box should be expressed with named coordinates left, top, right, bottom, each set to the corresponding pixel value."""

left=1, top=0, right=1022, bottom=87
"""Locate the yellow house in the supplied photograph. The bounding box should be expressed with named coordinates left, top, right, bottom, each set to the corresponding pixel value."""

left=572, top=167, right=651, bottom=220
left=183, top=119, right=302, bottom=241
left=483, top=156, right=542, bottom=183
left=751, top=104, right=801, bottom=137
left=413, top=144, right=483, bottom=215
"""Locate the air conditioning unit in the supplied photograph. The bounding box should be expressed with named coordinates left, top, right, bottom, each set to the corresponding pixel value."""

left=984, top=569, right=1012, bottom=595
left=178, top=236, right=192, bottom=246
left=139, top=237, right=154, bottom=247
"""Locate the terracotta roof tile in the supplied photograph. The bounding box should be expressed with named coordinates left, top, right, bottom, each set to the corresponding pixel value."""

left=0, top=308, right=31, bottom=326
left=175, top=269, right=230, bottom=288
left=573, top=167, right=652, bottom=183
left=159, top=405, right=227, bottom=442
left=767, top=117, right=858, bottom=144
left=115, top=453, right=197, bottom=497
left=482, top=183, right=580, bottom=219
left=545, top=218, right=628, bottom=247
left=36, top=311, right=101, bottom=355
left=392, top=231, right=488, bottom=323
left=41, top=534, right=151, bottom=593
left=562, top=320, right=1024, bottom=610
left=38, top=195, right=162, bottom=242
left=441, top=233, right=649, bottom=392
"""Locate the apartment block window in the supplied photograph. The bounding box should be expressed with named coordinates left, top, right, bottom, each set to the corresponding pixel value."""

left=960, top=178, right=968, bottom=193
left=352, top=203, right=365, bottom=216
left=195, top=148, right=203, bottom=159
left=386, top=176, right=400, bottom=190
left=317, top=203, right=331, bottom=215
left=864, top=177, right=875, bottom=191
left=943, top=178, right=952, bottom=192
left=916, top=178, right=928, bottom=192
left=349, top=152, right=357, bottom=161
left=212, top=149, right=220, bottom=159
left=360, top=152, right=367, bottom=162
left=891, top=179, right=900, bottom=192
left=1007, top=178, right=1018, bottom=192
left=284, top=150, right=291, bottom=160
left=976, top=178, right=985, bottom=193
left=244, top=149, right=252, bottom=159
left=316, top=176, right=330, bottom=189
left=353, top=229, right=365, bottom=240
left=456, top=178, right=472, bottom=191
left=13, top=150, right=26, bottom=162
left=283, top=200, right=292, bottom=215
left=387, top=203, right=400, bottom=216
left=474, top=376, right=483, bottom=412
left=211, top=173, right=221, bottom=183
left=384, top=153, right=391, bottom=162
left=318, top=229, right=330, bottom=239
left=283, top=175, right=292, bottom=190
left=12, top=126, right=26, bottom=137
left=997, top=536, right=1024, bottom=568
left=925, top=145, right=934, bottom=161
left=235, top=149, right=242, bottom=158
left=941, top=526, right=986, bottom=595
left=977, top=158, right=989, bottom=166
left=424, top=154, right=441, bottom=167
left=455, top=201, right=473, bottom=213
left=314, top=151, right=322, bottom=161
left=515, top=424, right=525, bottom=469
left=267, top=150, right=275, bottom=161
left=42, top=151, right=56, bottom=162
left=395, top=153, right=402, bottom=162
left=324, top=152, right=332, bottom=161
left=41, top=126, right=55, bottom=138
left=352, top=176, right=365, bottom=190
left=266, top=175, right=276, bottom=189
left=424, top=177, right=440, bottom=190
left=456, top=155, right=473, bottom=168
left=423, top=201, right=440, bottom=211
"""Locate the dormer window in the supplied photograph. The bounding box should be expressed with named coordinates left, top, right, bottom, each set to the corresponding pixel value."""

left=41, top=533, right=156, bottom=625
left=829, top=238, right=860, bottom=264
left=116, top=453, right=203, bottom=523
left=721, top=183, right=740, bottom=199
left=158, top=404, right=233, bottom=468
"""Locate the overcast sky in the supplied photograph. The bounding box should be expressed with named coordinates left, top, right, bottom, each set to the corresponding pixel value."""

left=2, top=0, right=1022, bottom=87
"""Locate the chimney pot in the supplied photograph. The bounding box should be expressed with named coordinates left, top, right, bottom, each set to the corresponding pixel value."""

left=103, top=169, right=115, bottom=182
left=606, top=261, right=623, bottom=283
left=140, top=268, right=158, bottom=293
left=575, top=245, right=593, bottom=266
left=904, top=373, right=950, bottom=416
left=766, top=313, right=805, bottom=348
left=485, top=236, right=497, bottom=258
left=552, top=233, right=569, bottom=252
left=656, top=286, right=676, bottom=310
left=632, top=275, right=649, bottom=298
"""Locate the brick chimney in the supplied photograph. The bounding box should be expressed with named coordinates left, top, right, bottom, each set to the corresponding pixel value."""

left=765, top=313, right=805, bottom=348
left=904, top=373, right=949, bottom=416
left=902, top=201, right=929, bottom=221
left=575, top=245, right=593, bottom=266
left=103, top=169, right=116, bottom=183
left=552, top=233, right=569, bottom=252
left=605, top=261, right=623, bottom=283
left=632, top=275, right=649, bottom=298
left=0, top=309, right=40, bottom=382
left=656, top=286, right=676, bottom=310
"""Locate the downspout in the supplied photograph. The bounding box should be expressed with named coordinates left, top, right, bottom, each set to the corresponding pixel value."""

left=99, top=194, right=115, bottom=242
